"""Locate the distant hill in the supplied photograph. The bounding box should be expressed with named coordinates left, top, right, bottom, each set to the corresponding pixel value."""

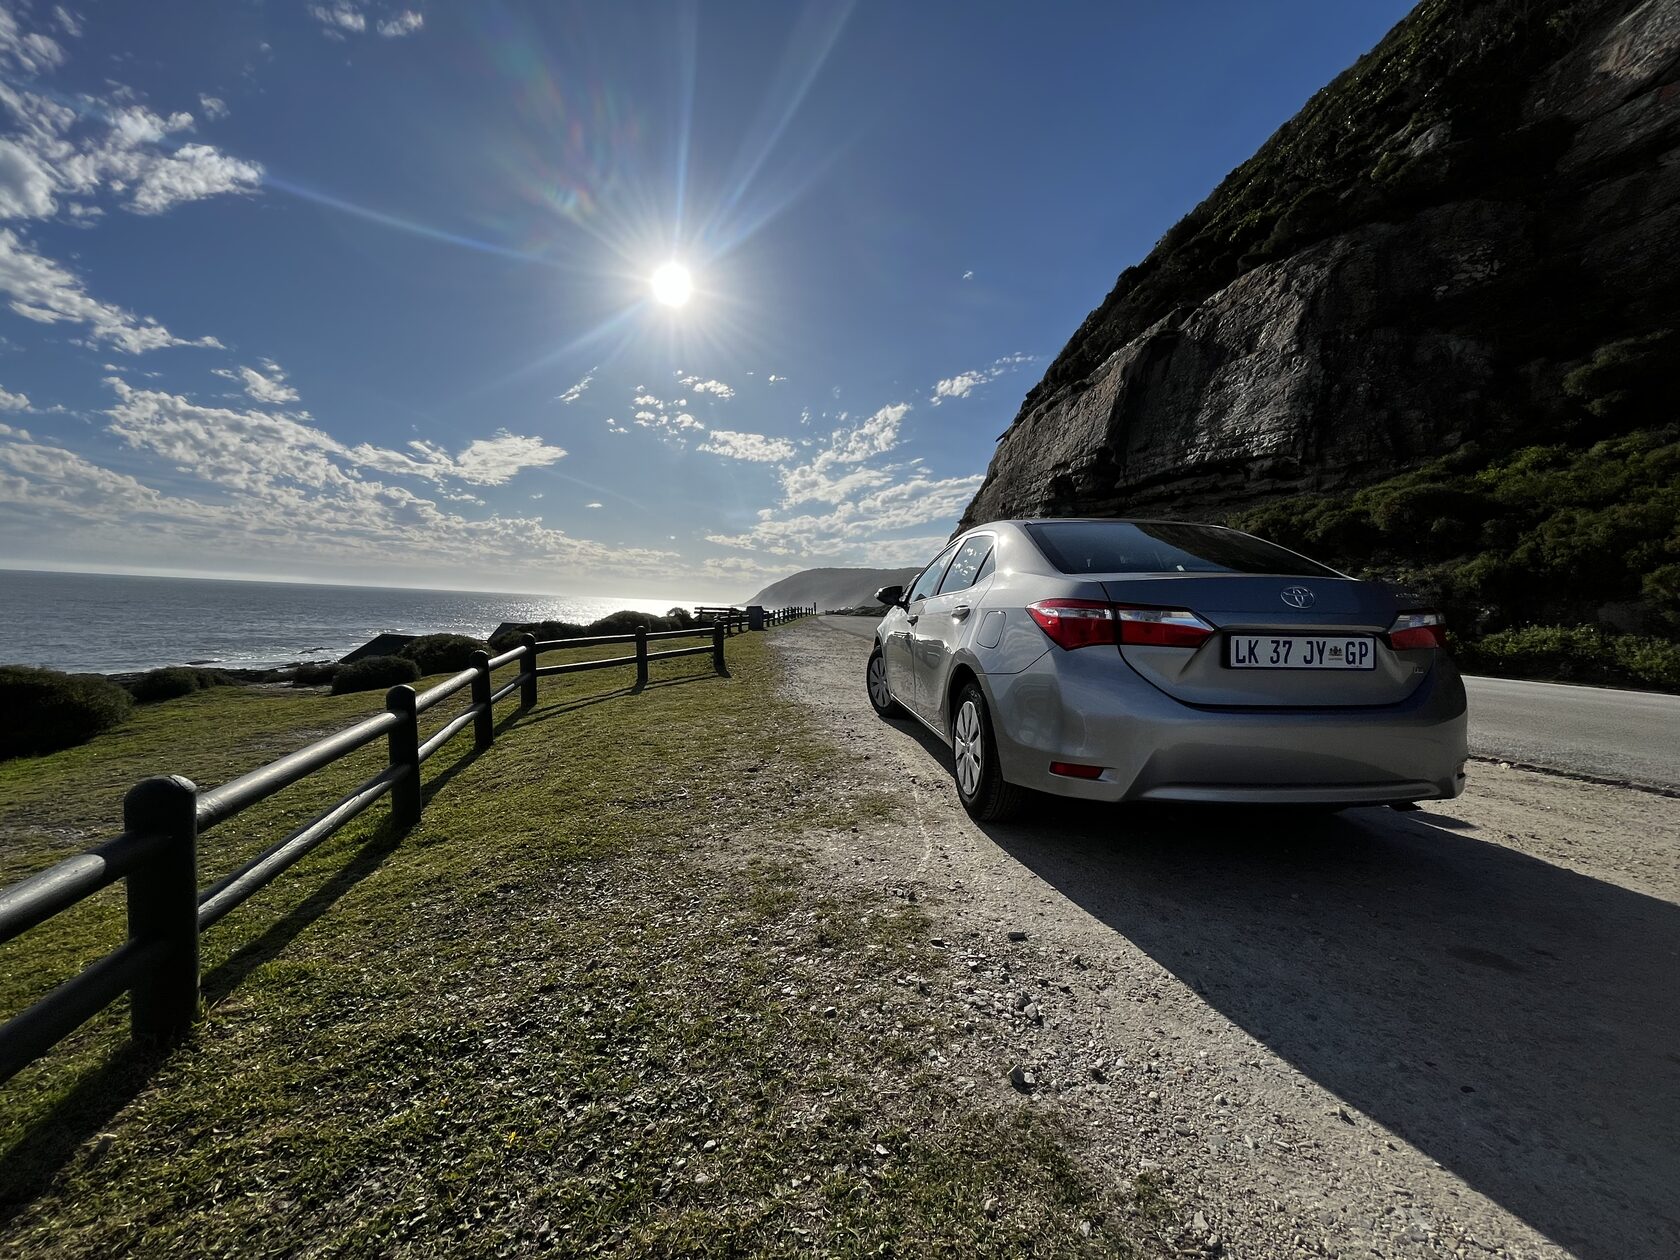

left=747, top=567, right=919, bottom=612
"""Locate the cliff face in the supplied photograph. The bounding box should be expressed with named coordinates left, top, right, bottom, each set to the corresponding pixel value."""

left=959, top=0, right=1680, bottom=530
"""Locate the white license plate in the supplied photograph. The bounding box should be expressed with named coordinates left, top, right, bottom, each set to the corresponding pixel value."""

left=1226, top=634, right=1375, bottom=670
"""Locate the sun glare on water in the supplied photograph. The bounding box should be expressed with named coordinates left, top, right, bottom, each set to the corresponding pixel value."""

left=650, top=261, right=693, bottom=307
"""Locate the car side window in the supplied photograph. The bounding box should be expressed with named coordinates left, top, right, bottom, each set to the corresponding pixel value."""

left=908, top=545, right=958, bottom=603
left=937, top=536, right=993, bottom=595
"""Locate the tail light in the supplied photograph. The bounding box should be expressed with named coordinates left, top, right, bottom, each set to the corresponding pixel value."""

left=1025, top=599, right=1116, bottom=649
left=1026, top=600, right=1214, bottom=650
left=1388, top=609, right=1448, bottom=650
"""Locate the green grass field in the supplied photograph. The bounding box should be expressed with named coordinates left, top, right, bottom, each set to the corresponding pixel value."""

left=0, top=633, right=1166, bottom=1257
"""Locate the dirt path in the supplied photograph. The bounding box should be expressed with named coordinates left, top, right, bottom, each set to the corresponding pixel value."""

left=771, top=618, right=1680, bottom=1260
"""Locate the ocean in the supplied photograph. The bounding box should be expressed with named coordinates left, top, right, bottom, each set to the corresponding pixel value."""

left=0, top=569, right=704, bottom=674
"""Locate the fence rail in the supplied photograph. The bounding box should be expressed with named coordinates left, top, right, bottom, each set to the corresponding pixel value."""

left=0, top=606, right=810, bottom=1084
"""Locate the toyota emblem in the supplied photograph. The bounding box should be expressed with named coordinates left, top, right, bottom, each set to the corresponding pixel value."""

left=1280, top=585, right=1315, bottom=609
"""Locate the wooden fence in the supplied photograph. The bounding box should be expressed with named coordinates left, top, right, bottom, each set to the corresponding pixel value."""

left=0, top=608, right=811, bottom=1083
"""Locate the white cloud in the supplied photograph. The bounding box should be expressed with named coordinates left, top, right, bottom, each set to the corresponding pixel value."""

left=0, top=138, right=56, bottom=218
left=627, top=388, right=705, bottom=444
left=767, top=374, right=786, bottom=383
left=376, top=10, right=424, bottom=37
left=557, top=369, right=594, bottom=404
left=585, top=501, right=603, bottom=509
left=0, top=419, right=676, bottom=583
left=235, top=360, right=298, bottom=404
left=932, top=370, right=988, bottom=402
left=0, top=229, right=222, bottom=353
left=698, top=429, right=795, bottom=463
left=0, top=10, right=65, bottom=76
left=0, top=78, right=262, bottom=219
left=51, top=7, right=81, bottom=39
left=962, top=270, right=974, bottom=280
left=930, top=352, right=1038, bottom=405
left=0, top=384, right=28, bottom=410
left=450, top=433, right=568, bottom=486
left=310, top=4, right=366, bottom=34
left=197, top=95, right=229, bottom=121
left=678, top=373, right=734, bottom=400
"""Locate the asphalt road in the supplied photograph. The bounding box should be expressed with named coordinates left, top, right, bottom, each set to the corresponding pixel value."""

left=818, top=616, right=1680, bottom=791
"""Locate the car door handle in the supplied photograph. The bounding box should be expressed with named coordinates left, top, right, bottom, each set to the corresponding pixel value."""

left=951, top=603, right=971, bottom=620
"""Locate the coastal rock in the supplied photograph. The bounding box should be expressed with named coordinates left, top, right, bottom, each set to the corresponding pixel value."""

left=958, top=0, right=1680, bottom=530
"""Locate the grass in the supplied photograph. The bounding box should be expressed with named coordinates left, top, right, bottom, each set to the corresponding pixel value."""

left=0, top=632, right=1168, bottom=1257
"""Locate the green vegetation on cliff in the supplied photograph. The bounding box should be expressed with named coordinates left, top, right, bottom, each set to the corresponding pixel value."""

left=1229, top=426, right=1680, bottom=689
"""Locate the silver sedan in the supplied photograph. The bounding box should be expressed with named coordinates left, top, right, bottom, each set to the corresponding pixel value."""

left=865, top=519, right=1468, bottom=821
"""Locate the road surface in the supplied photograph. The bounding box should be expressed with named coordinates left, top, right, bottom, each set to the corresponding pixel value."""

left=781, top=618, right=1680, bottom=1260
left=819, top=615, right=1680, bottom=791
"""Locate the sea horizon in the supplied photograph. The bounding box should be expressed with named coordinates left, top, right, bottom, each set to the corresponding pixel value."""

left=0, top=568, right=718, bottom=675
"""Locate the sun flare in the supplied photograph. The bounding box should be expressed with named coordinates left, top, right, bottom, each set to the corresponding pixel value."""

left=650, top=261, right=693, bottom=307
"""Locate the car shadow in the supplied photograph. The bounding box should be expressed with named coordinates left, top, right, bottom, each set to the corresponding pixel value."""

left=886, top=715, right=1680, bottom=1259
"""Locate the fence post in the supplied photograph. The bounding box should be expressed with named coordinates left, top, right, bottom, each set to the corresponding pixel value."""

left=386, top=685, right=421, bottom=829
left=635, top=626, right=649, bottom=689
left=519, top=633, right=539, bottom=709
left=470, top=649, right=494, bottom=751
left=123, top=774, right=199, bottom=1046
left=712, top=622, right=726, bottom=675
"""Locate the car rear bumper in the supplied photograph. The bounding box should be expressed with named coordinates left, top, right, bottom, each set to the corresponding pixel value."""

left=983, top=647, right=1469, bottom=805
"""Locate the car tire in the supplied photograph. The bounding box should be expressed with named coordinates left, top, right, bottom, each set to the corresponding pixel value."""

left=951, top=681, right=1024, bottom=822
left=866, top=645, right=904, bottom=718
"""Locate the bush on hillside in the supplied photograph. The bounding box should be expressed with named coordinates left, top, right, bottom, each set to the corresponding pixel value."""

left=0, top=665, right=133, bottom=759
left=489, top=610, right=696, bottom=650
left=1456, top=626, right=1680, bottom=692
left=330, top=655, right=420, bottom=695
left=288, top=662, right=342, bottom=688
left=1226, top=427, right=1680, bottom=638
left=399, top=633, right=487, bottom=676
left=127, top=667, right=229, bottom=704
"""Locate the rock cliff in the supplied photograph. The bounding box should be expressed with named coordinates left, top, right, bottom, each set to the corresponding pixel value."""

left=959, top=0, right=1680, bottom=530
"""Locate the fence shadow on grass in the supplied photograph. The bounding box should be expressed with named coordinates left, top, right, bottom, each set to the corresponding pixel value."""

left=0, top=668, right=722, bottom=1216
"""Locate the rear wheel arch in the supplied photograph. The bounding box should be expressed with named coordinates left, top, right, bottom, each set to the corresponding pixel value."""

left=945, top=663, right=979, bottom=729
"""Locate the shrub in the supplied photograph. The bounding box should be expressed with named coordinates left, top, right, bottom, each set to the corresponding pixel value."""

left=330, top=655, right=420, bottom=695
left=487, top=620, right=586, bottom=651
left=1457, top=625, right=1680, bottom=692
left=288, top=662, right=342, bottom=688
left=0, top=665, right=133, bottom=759
left=489, top=610, right=695, bottom=650
left=127, top=667, right=228, bottom=704
left=399, top=633, right=488, bottom=676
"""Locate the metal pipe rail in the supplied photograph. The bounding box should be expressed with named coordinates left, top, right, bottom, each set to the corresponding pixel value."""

left=0, top=617, right=737, bottom=1084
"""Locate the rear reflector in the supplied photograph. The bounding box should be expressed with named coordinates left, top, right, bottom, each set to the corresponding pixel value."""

left=1388, top=609, right=1448, bottom=651
left=1026, top=600, right=1214, bottom=650
left=1049, top=761, right=1104, bottom=779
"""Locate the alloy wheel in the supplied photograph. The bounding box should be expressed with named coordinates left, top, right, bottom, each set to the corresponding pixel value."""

left=954, top=699, right=983, bottom=797
left=867, top=654, right=890, bottom=710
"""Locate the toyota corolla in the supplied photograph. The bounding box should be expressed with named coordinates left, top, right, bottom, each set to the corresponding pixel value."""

left=865, top=519, right=1468, bottom=820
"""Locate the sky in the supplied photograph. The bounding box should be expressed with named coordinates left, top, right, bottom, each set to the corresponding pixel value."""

left=0, top=0, right=1413, bottom=601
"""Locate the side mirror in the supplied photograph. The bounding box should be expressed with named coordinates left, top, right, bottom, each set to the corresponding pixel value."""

left=873, top=585, right=904, bottom=609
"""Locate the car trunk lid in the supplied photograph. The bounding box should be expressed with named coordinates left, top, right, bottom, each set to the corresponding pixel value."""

left=1096, top=574, right=1429, bottom=708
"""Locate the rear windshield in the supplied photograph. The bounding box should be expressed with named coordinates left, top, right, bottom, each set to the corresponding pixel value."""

left=1024, top=521, right=1341, bottom=578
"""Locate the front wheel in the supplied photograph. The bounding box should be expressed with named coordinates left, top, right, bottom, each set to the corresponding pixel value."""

left=952, top=682, right=1024, bottom=822
left=866, top=646, right=903, bottom=718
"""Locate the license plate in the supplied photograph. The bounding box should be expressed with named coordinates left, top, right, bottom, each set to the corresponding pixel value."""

left=1226, top=634, right=1375, bottom=670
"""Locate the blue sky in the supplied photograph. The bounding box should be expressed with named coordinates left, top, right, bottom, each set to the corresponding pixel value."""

left=0, top=0, right=1411, bottom=600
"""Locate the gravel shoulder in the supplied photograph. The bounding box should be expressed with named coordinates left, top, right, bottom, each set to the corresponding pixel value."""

left=771, top=618, right=1680, bottom=1260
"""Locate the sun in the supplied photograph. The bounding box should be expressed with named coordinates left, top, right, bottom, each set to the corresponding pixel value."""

left=650, top=261, right=693, bottom=308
